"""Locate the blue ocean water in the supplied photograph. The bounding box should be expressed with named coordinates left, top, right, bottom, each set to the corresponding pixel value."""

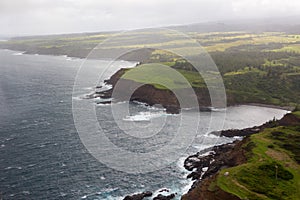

left=0, top=49, right=288, bottom=199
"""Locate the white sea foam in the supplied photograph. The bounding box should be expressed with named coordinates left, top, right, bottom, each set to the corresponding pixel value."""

left=181, top=181, right=193, bottom=195
left=95, top=103, right=110, bottom=107
left=83, top=87, right=94, bottom=91
left=210, top=107, right=227, bottom=112
left=132, top=101, right=166, bottom=111
left=94, top=97, right=112, bottom=104
left=123, top=111, right=165, bottom=122
left=152, top=188, right=172, bottom=198
left=72, top=96, right=83, bottom=101
left=12, top=52, right=25, bottom=56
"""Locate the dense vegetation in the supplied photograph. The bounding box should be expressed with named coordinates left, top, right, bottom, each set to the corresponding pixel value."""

left=141, top=32, right=300, bottom=108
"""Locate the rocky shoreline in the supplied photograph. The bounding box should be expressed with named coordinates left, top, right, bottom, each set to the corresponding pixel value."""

left=182, top=112, right=299, bottom=199
left=123, top=191, right=176, bottom=200
left=121, top=112, right=299, bottom=200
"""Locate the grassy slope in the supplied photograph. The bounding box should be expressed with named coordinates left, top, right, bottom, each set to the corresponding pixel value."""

left=121, top=63, right=207, bottom=90
left=216, top=112, right=300, bottom=200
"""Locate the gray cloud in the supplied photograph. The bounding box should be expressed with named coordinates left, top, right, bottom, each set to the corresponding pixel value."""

left=0, top=0, right=299, bottom=36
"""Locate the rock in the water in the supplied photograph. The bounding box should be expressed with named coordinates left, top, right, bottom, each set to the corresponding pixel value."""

left=158, top=188, right=170, bottom=193
left=153, top=193, right=175, bottom=200
left=123, top=191, right=152, bottom=200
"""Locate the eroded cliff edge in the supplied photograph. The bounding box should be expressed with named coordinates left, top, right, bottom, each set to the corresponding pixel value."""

left=95, top=68, right=220, bottom=114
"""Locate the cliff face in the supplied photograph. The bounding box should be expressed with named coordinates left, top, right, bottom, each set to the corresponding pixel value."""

left=98, top=68, right=212, bottom=113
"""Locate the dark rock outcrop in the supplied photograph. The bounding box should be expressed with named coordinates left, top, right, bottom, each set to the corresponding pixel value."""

left=153, top=193, right=175, bottom=200
left=122, top=191, right=176, bottom=200
left=184, top=140, right=246, bottom=182
left=182, top=139, right=248, bottom=200
left=123, top=191, right=152, bottom=200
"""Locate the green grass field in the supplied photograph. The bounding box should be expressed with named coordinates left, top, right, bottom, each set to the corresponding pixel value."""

left=121, top=63, right=206, bottom=90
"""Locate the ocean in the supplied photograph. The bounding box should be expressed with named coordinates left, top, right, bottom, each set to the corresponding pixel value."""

left=0, top=49, right=288, bottom=199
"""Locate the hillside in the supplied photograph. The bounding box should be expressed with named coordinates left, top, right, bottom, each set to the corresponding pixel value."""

left=182, top=111, right=300, bottom=200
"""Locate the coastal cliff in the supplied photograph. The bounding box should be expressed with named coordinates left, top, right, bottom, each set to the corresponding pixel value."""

left=121, top=111, right=300, bottom=200
left=95, top=65, right=296, bottom=114
left=96, top=68, right=215, bottom=113
left=182, top=111, right=300, bottom=200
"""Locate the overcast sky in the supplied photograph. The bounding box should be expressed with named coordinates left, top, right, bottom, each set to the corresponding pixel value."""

left=1, top=0, right=300, bottom=36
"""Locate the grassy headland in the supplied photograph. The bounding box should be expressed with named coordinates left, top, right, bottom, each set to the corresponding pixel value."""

left=182, top=111, right=300, bottom=200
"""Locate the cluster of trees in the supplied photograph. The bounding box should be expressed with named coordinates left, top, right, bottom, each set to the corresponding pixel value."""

left=210, top=51, right=299, bottom=74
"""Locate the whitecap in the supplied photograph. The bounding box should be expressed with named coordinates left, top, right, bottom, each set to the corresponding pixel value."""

left=60, top=192, right=67, bottom=197
left=22, top=191, right=30, bottom=195
left=103, top=187, right=119, bottom=193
